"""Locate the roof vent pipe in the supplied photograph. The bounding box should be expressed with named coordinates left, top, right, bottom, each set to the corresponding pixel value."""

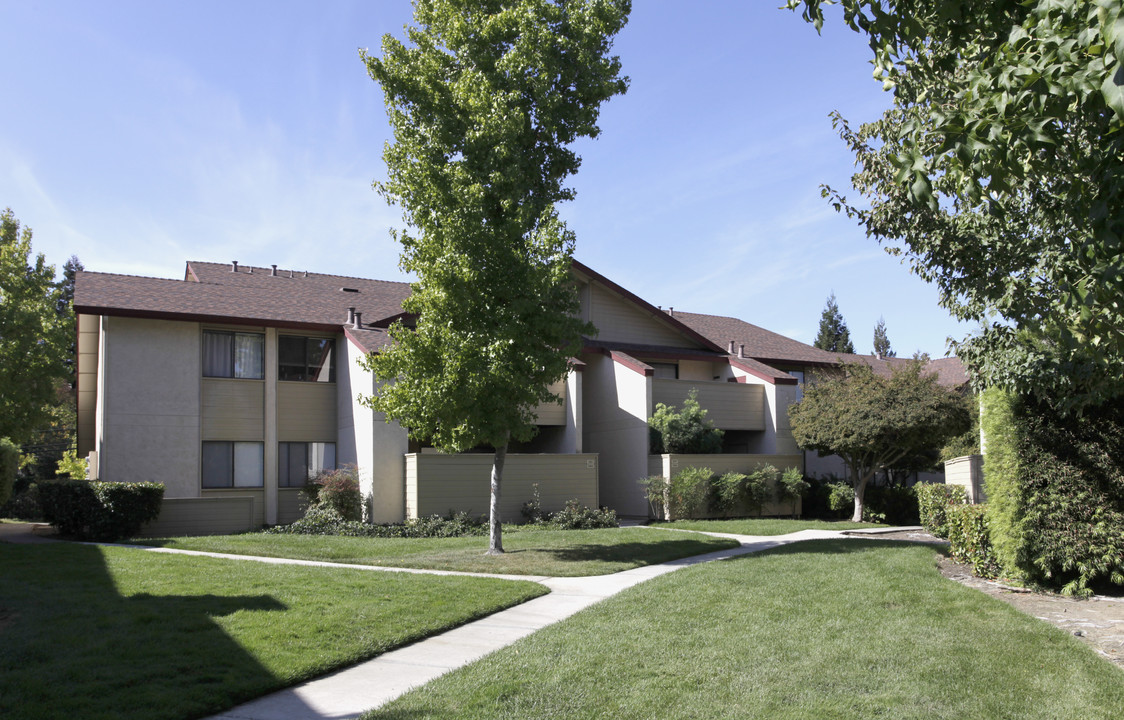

left=271, top=264, right=278, bottom=276
left=303, top=271, right=309, bottom=278
left=248, top=266, right=253, bottom=274
left=728, top=340, right=735, bottom=354
left=347, top=307, right=356, bottom=325
left=353, top=312, right=362, bottom=330
left=668, top=307, right=674, bottom=316
left=289, top=269, right=293, bottom=278
left=231, top=261, right=238, bottom=272
left=738, top=344, right=745, bottom=359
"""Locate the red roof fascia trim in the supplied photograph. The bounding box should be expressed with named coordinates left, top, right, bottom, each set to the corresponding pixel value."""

left=74, top=305, right=344, bottom=334
left=184, top=262, right=201, bottom=282
left=729, top=357, right=797, bottom=385
left=570, top=259, right=726, bottom=354
left=607, top=349, right=652, bottom=377
left=343, top=327, right=374, bottom=355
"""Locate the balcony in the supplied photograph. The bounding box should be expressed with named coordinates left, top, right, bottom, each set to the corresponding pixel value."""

left=652, top=378, right=765, bottom=431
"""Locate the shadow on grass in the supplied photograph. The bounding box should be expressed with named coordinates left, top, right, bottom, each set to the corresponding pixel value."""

left=0, top=542, right=329, bottom=720
left=732, top=537, right=952, bottom=560
left=540, top=537, right=736, bottom=564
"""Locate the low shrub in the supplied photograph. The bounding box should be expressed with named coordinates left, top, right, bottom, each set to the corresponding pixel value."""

left=547, top=499, right=618, bottom=530
left=667, top=466, right=714, bottom=519
left=639, top=475, right=669, bottom=518
left=915, top=483, right=968, bottom=538
left=310, top=466, right=362, bottom=521
left=0, top=482, right=42, bottom=520
left=521, top=485, right=619, bottom=529
left=946, top=504, right=1001, bottom=578
left=776, top=468, right=809, bottom=516
left=0, top=437, right=18, bottom=507
left=827, top=482, right=854, bottom=514
left=55, top=448, right=87, bottom=480
left=269, top=507, right=487, bottom=538
left=38, top=480, right=164, bottom=541
left=648, top=389, right=724, bottom=454
left=864, top=484, right=920, bottom=526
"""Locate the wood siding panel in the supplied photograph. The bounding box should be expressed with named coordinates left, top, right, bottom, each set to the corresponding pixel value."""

left=653, top=379, right=765, bottom=430
left=655, top=453, right=803, bottom=517
left=589, top=283, right=690, bottom=346
left=277, top=489, right=307, bottom=524
left=406, top=453, right=598, bottom=519
left=277, top=382, right=337, bottom=442
left=201, top=380, right=264, bottom=441
left=139, top=495, right=260, bottom=537
left=533, top=378, right=567, bottom=426
left=77, top=314, right=100, bottom=456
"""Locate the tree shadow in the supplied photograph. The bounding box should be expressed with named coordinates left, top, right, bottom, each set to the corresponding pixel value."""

left=541, top=537, right=736, bottom=564
left=0, top=543, right=335, bottom=720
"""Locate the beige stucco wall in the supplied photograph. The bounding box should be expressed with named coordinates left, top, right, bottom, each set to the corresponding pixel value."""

left=97, top=316, right=201, bottom=497
left=77, top=313, right=100, bottom=457
left=944, top=454, right=985, bottom=503
left=405, top=453, right=598, bottom=520
left=340, top=339, right=409, bottom=524
left=138, top=496, right=258, bottom=537
left=581, top=352, right=651, bottom=516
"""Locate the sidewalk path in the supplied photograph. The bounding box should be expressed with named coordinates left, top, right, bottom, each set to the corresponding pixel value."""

left=203, top=527, right=886, bottom=720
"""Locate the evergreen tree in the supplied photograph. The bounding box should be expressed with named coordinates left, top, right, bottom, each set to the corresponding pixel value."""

left=813, top=292, right=854, bottom=353
left=872, top=316, right=895, bottom=357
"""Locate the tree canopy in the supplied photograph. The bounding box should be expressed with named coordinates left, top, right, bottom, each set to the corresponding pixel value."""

left=360, top=0, right=630, bottom=553
left=813, top=291, right=854, bottom=354
left=789, top=361, right=970, bottom=521
left=0, top=209, right=69, bottom=444
left=787, top=0, right=1124, bottom=412
left=648, top=389, right=724, bottom=455
left=872, top=316, right=894, bottom=357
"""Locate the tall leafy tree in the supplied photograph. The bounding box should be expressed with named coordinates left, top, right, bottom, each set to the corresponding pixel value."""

left=813, top=291, right=854, bottom=353
left=789, top=361, right=970, bottom=521
left=787, top=0, right=1124, bottom=412
left=0, top=209, right=69, bottom=444
left=872, top=315, right=895, bottom=357
left=361, top=0, right=629, bottom=554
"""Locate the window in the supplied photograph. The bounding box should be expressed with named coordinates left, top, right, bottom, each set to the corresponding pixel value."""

left=202, top=442, right=263, bottom=488
left=203, top=331, right=263, bottom=379
left=278, top=442, right=336, bottom=487
left=279, top=336, right=335, bottom=382
left=650, top=362, right=678, bottom=379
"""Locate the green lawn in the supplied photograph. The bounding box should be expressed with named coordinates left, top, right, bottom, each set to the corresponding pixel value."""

left=136, top=527, right=739, bottom=576
left=0, top=542, right=545, bottom=720
left=652, top=518, right=886, bottom=535
left=364, top=540, right=1124, bottom=719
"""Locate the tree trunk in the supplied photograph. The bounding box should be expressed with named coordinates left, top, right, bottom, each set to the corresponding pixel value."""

left=852, top=473, right=870, bottom=523
left=486, top=441, right=507, bottom=555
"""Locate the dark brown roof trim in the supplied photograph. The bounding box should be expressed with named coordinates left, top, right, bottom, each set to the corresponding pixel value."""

left=603, top=349, right=653, bottom=377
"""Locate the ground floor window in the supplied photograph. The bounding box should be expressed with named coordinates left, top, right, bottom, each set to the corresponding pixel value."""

left=202, top=442, right=263, bottom=488
left=278, top=442, right=336, bottom=487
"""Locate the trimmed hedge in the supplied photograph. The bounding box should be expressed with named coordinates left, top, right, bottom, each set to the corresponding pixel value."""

left=643, top=465, right=798, bottom=520
left=983, top=389, right=1124, bottom=596
left=38, top=480, right=164, bottom=541
left=915, top=483, right=968, bottom=538
left=0, top=437, right=18, bottom=507
left=946, top=504, right=1000, bottom=578
left=269, top=506, right=488, bottom=538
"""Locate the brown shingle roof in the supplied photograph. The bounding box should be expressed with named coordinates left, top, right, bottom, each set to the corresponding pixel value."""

left=75, top=263, right=411, bottom=331
left=674, top=310, right=841, bottom=367
left=832, top=354, right=969, bottom=388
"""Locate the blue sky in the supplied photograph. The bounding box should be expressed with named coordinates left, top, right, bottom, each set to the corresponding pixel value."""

left=0, top=0, right=971, bottom=356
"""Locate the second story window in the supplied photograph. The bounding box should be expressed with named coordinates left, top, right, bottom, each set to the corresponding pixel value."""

left=203, top=331, right=263, bottom=379
left=279, top=336, right=336, bottom=382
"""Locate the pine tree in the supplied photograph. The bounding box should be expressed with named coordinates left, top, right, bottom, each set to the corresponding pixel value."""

left=813, top=292, right=854, bottom=354
left=872, top=316, right=895, bottom=358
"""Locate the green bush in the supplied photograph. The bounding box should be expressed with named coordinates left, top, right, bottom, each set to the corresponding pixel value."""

left=667, top=466, right=714, bottom=519
left=38, top=480, right=164, bottom=541
left=310, top=466, right=362, bottom=521
left=0, top=437, right=18, bottom=507
left=0, top=482, right=42, bottom=520
left=639, top=474, right=668, bottom=518
left=711, top=471, right=748, bottom=512
left=983, top=392, right=1124, bottom=596
left=648, top=389, right=724, bottom=454
left=864, top=484, right=920, bottom=525
left=827, top=482, right=854, bottom=514
left=270, top=507, right=487, bottom=538
left=776, top=467, right=809, bottom=516
left=915, top=483, right=967, bottom=537
left=946, top=504, right=1001, bottom=578
left=546, top=499, right=618, bottom=529
left=55, top=448, right=87, bottom=480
